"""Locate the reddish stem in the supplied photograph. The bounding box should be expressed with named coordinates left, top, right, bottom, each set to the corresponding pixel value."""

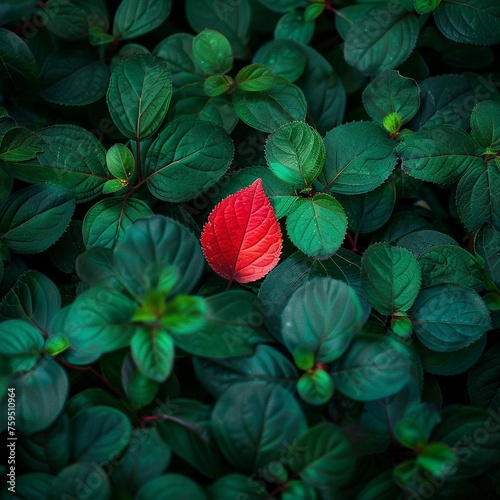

left=345, top=232, right=359, bottom=253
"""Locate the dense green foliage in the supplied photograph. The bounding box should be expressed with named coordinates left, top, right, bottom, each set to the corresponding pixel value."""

left=1, top=0, right=500, bottom=498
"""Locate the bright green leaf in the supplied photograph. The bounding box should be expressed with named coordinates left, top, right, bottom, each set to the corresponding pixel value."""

left=193, top=29, right=233, bottom=75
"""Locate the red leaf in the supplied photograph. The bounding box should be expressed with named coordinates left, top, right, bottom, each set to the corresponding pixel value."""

left=201, top=179, right=283, bottom=284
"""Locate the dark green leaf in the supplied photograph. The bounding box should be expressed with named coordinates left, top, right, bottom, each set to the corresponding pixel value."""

left=136, top=474, right=207, bottom=500
left=9, top=356, right=69, bottom=435
left=418, top=244, right=485, bottom=291
left=470, top=100, right=500, bottom=152
left=212, top=382, right=307, bottom=472
left=122, top=354, right=159, bottom=409
left=281, top=277, right=362, bottom=363
left=232, top=76, right=307, bottom=133
left=131, top=326, right=174, bottom=383
left=361, top=243, right=421, bottom=315
left=398, top=125, right=478, bottom=184
left=257, top=0, right=306, bottom=13
left=48, top=463, right=110, bottom=500
left=290, top=423, right=355, bottom=487
left=144, top=118, right=233, bottom=202
left=82, top=197, right=153, bottom=249
left=50, top=220, right=84, bottom=274
left=362, top=70, right=420, bottom=125
left=71, top=405, right=131, bottom=462
left=193, top=344, right=298, bottom=398
left=107, top=54, right=172, bottom=140
left=156, top=398, right=226, bottom=478
left=318, top=122, right=395, bottom=195
left=410, top=284, right=491, bottom=351
left=185, top=0, right=251, bottom=59
left=253, top=39, right=307, bottom=83
left=456, top=157, right=500, bottom=232
left=0, top=27, right=39, bottom=96
left=42, top=0, right=89, bottom=40
left=475, top=224, right=500, bottom=288
left=266, top=121, right=325, bottom=186
left=9, top=125, right=109, bottom=203
left=408, top=75, right=476, bottom=130
left=344, top=7, right=419, bottom=75
left=111, top=427, right=171, bottom=492
left=337, top=180, right=396, bottom=234
left=296, top=44, right=346, bottom=134
left=434, top=0, right=500, bottom=45
left=0, top=270, right=61, bottom=332
left=330, top=333, right=412, bottom=401
left=170, top=291, right=269, bottom=358
left=193, top=29, right=233, bottom=75
left=275, top=11, right=315, bottom=45
left=467, top=344, right=500, bottom=412
left=113, top=0, right=171, bottom=40
left=0, top=184, right=75, bottom=254
left=207, top=473, right=269, bottom=499
left=397, top=229, right=458, bottom=257
left=286, top=194, right=347, bottom=259
left=0, top=127, right=43, bottom=162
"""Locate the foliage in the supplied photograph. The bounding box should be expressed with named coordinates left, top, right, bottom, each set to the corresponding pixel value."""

left=1, top=0, right=500, bottom=498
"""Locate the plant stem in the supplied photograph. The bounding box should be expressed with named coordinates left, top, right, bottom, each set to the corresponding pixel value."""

left=136, top=137, right=142, bottom=183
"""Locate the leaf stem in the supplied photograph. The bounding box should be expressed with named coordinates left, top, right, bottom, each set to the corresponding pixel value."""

left=136, top=137, right=142, bottom=183
left=225, top=279, right=233, bottom=291
left=345, top=231, right=359, bottom=253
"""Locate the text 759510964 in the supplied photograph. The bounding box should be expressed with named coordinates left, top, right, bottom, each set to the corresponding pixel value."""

left=6, top=388, right=16, bottom=493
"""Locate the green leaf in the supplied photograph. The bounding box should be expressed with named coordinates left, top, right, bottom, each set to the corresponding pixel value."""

left=9, top=356, right=69, bottom=435
left=18, top=414, right=70, bottom=474
left=82, top=197, right=153, bottom=249
left=71, top=405, right=132, bottom=462
left=281, top=277, right=363, bottom=363
left=362, top=70, right=420, bottom=125
left=434, top=0, right=500, bottom=45
left=122, top=356, right=159, bottom=409
left=170, top=291, right=268, bottom=358
left=361, top=243, right=422, bottom=315
left=290, top=423, right=355, bottom=487
left=343, top=7, right=419, bottom=75
left=42, top=0, right=89, bottom=40
left=185, top=0, right=251, bottom=59
left=110, top=215, right=204, bottom=297
left=410, top=284, right=491, bottom=352
left=153, top=33, right=204, bottom=87
left=467, top=344, right=500, bottom=411
left=144, top=118, right=233, bottom=202
left=253, top=39, right=307, bottom=83
left=232, top=75, right=307, bottom=133
left=193, top=29, right=233, bottom=75
left=0, top=127, right=43, bottom=162
left=296, top=45, right=346, bottom=135
left=0, top=27, right=39, bottom=97
left=48, top=463, right=110, bottom=500
left=131, top=326, right=174, bottom=382
left=297, top=369, right=335, bottom=406
left=330, top=333, right=413, bottom=401
left=50, top=220, right=84, bottom=274
left=136, top=474, right=207, bottom=500
left=418, top=443, right=457, bottom=477
left=397, top=125, right=478, bottom=184
left=0, top=270, right=61, bottom=332
left=236, top=64, right=275, bottom=92
left=212, top=382, right=307, bottom=472
left=63, top=288, right=137, bottom=361
left=160, top=295, right=206, bottom=334
left=0, top=1, right=37, bottom=25
left=203, top=74, right=233, bottom=96
left=257, top=0, right=305, bottom=13
left=169, top=82, right=238, bottom=133
left=106, top=143, right=135, bottom=180
left=0, top=167, right=12, bottom=202
left=456, top=158, right=500, bottom=232
left=471, top=101, right=500, bottom=152
left=155, top=398, right=226, bottom=478
left=409, top=75, right=476, bottom=130
left=0, top=184, right=75, bottom=254
left=207, top=473, right=269, bottom=499
left=9, top=124, right=109, bottom=203
left=397, top=229, right=459, bottom=257
left=266, top=121, right=325, bottom=186
left=0, top=319, right=43, bottom=373
left=475, top=224, right=500, bottom=288
left=111, top=427, right=171, bottom=492
left=318, top=122, right=395, bottom=195
left=394, top=418, right=428, bottom=449
left=113, top=0, right=171, bottom=40
left=39, top=49, right=109, bottom=106
left=337, top=180, right=396, bottom=234
left=418, top=244, right=485, bottom=291
left=286, top=194, right=347, bottom=259
left=275, top=11, right=315, bottom=45
left=107, top=54, right=173, bottom=140
left=193, top=344, right=298, bottom=398
left=304, top=3, right=325, bottom=22
left=415, top=0, right=442, bottom=14
left=431, top=406, right=500, bottom=480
